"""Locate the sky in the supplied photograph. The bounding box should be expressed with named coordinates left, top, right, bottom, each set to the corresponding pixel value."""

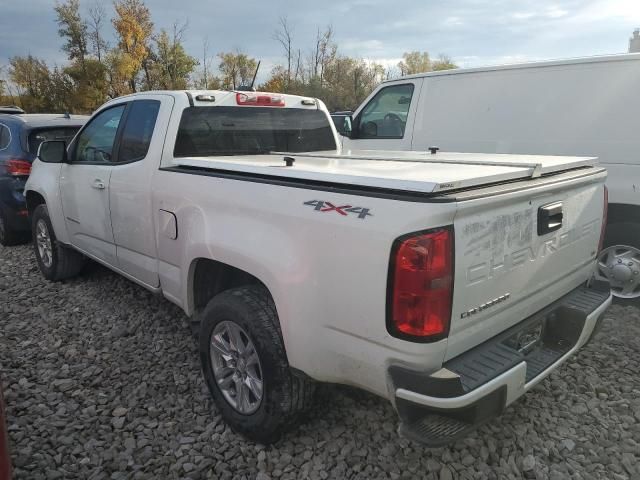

left=1, top=0, right=639, bottom=82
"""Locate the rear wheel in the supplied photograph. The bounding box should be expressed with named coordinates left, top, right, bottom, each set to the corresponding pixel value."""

left=596, top=222, right=640, bottom=301
left=199, top=285, right=315, bottom=444
left=31, top=204, right=86, bottom=281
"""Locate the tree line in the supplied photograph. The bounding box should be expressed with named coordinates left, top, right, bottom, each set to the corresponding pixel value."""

left=0, top=0, right=457, bottom=113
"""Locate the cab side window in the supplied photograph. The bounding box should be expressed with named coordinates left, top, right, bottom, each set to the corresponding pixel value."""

left=357, top=84, right=414, bottom=139
left=118, top=100, right=160, bottom=163
left=73, top=105, right=126, bottom=163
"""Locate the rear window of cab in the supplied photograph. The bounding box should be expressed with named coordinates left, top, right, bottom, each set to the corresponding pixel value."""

left=174, top=106, right=336, bottom=157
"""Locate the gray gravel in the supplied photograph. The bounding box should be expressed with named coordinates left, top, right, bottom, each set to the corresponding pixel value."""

left=1, top=243, right=639, bottom=480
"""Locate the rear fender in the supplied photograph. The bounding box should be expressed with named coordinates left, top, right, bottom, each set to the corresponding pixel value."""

left=157, top=205, right=301, bottom=348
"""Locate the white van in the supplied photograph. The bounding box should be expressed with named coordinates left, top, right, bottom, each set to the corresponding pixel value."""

left=341, top=53, right=640, bottom=299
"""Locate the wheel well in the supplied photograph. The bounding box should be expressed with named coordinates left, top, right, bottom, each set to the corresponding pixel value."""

left=607, top=203, right=640, bottom=226
left=191, top=258, right=264, bottom=314
left=25, top=191, right=46, bottom=216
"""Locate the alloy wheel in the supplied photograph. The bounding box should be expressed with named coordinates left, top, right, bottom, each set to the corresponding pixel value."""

left=36, top=219, right=53, bottom=268
left=209, top=320, right=264, bottom=414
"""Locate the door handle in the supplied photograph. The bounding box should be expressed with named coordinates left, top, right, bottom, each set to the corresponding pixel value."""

left=92, top=179, right=106, bottom=190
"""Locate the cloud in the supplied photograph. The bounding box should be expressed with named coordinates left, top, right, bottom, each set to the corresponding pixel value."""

left=547, top=6, right=569, bottom=18
left=341, top=39, right=385, bottom=55
left=0, top=0, right=636, bottom=77
left=443, top=16, right=464, bottom=27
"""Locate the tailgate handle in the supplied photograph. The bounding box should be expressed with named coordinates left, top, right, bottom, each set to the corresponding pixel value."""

left=538, top=202, right=563, bottom=235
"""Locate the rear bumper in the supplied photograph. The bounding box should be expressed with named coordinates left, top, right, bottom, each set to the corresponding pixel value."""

left=0, top=203, right=29, bottom=232
left=0, top=177, right=29, bottom=232
left=390, top=280, right=611, bottom=446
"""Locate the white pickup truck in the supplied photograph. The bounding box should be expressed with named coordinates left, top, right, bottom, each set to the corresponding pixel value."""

left=25, top=90, right=611, bottom=446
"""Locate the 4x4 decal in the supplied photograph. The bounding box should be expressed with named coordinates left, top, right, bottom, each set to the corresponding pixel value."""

left=304, top=200, right=373, bottom=219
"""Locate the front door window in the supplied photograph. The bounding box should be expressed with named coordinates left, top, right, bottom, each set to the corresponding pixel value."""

left=73, top=105, right=126, bottom=163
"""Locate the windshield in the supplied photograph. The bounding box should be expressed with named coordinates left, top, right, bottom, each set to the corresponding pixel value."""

left=174, top=106, right=336, bottom=157
left=28, top=127, right=80, bottom=154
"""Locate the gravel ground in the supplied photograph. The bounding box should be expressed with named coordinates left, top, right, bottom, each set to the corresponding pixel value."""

left=1, top=243, right=639, bottom=480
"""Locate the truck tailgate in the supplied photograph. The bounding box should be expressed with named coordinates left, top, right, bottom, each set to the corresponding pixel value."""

left=446, top=169, right=607, bottom=360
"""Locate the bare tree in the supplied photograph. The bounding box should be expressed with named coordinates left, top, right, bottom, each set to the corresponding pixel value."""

left=273, top=16, right=294, bottom=88
left=294, top=48, right=303, bottom=83
left=310, top=25, right=333, bottom=86
left=88, top=1, right=108, bottom=62
left=202, top=37, right=210, bottom=87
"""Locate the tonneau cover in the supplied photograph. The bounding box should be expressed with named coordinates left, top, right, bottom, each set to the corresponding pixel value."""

left=171, top=150, right=597, bottom=193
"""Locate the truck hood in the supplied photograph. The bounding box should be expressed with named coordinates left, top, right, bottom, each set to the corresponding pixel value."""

left=171, top=150, right=597, bottom=194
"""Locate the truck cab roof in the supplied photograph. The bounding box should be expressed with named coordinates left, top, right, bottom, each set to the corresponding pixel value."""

left=103, top=90, right=323, bottom=110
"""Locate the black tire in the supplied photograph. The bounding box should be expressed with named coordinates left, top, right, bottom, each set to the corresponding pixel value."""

left=0, top=208, right=26, bottom=246
left=199, top=285, right=315, bottom=444
left=602, top=222, right=640, bottom=305
left=31, top=204, right=86, bottom=281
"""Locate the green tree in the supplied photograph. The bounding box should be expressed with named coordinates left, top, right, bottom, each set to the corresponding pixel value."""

left=55, top=0, right=108, bottom=112
left=397, top=51, right=457, bottom=76
left=398, top=51, right=431, bottom=76
left=8, top=56, right=71, bottom=112
left=9, top=56, right=51, bottom=111
left=321, top=56, right=386, bottom=110
left=63, top=58, right=108, bottom=112
left=218, top=51, right=258, bottom=90
left=105, top=50, right=133, bottom=97
left=54, top=0, right=89, bottom=67
left=432, top=54, right=458, bottom=71
left=148, top=24, right=198, bottom=89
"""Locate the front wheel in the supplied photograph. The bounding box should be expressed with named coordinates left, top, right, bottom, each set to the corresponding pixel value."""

left=199, top=285, right=315, bottom=444
left=31, top=204, right=86, bottom=281
left=595, top=222, right=640, bottom=301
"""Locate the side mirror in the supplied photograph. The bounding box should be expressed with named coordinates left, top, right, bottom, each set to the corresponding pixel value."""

left=38, top=140, right=67, bottom=164
left=341, top=116, right=353, bottom=138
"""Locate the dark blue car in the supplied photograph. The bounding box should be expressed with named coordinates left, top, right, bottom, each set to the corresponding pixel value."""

left=0, top=113, right=87, bottom=245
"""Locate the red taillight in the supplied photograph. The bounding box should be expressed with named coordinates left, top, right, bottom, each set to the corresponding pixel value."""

left=388, top=227, right=454, bottom=340
left=598, top=186, right=608, bottom=253
left=236, top=92, right=285, bottom=107
left=6, top=159, right=32, bottom=176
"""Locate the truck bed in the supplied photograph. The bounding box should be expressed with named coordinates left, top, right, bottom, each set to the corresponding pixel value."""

left=170, top=150, right=597, bottom=194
